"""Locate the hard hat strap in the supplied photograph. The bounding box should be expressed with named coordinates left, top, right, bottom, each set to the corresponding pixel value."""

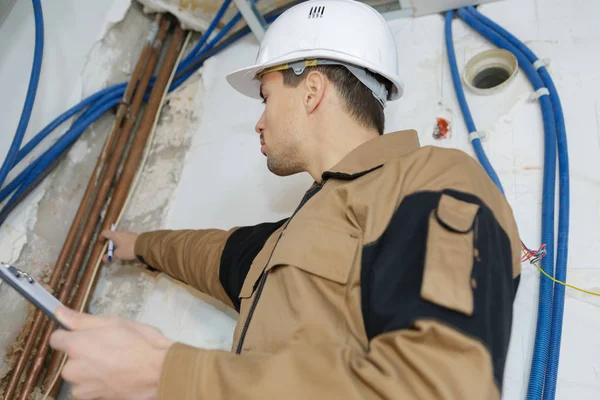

left=259, top=59, right=388, bottom=107
left=342, top=64, right=388, bottom=107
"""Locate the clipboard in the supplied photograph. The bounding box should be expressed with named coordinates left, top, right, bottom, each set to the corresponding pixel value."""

left=0, top=263, right=69, bottom=330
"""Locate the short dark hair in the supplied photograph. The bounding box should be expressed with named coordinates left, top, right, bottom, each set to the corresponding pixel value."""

left=281, top=65, right=386, bottom=135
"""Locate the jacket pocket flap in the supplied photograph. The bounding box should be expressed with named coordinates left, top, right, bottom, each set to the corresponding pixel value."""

left=238, top=223, right=359, bottom=298
left=239, top=223, right=359, bottom=299
left=267, top=223, right=359, bottom=284
left=436, top=194, right=480, bottom=233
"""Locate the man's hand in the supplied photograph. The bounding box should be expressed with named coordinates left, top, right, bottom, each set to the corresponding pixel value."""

left=49, top=307, right=173, bottom=400
left=101, top=230, right=139, bottom=262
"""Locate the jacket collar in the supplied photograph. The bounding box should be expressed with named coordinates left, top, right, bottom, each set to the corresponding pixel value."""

left=321, top=130, right=420, bottom=181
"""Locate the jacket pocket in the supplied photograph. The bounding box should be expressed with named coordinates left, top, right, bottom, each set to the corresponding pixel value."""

left=420, top=193, right=480, bottom=316
left=239, top=221, right=359, bottom=299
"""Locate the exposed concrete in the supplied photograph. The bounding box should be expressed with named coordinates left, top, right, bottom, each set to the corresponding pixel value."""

left=0, top=0, right=235, bottom=395
left=91, top=76, right=213, bottom=322
left=0, top=2, right=153, bottom=394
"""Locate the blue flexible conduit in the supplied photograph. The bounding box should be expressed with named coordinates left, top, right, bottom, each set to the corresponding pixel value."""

left=0, top=90, right=124, bottom=204
left=448, top=9, right=559, bottom=398
left=0, top=0, right=237, bottom=207
left=0, top=0, right=233, bottom=212
left=466, top=7, right=570, bottom=399
left=180, top=0, right=233, bottom=68
left=0, top=0, right=44, bottom=189
left=444, top=11, right=504, bottom=192
left=0, top=1, right=297, bottom=223
left=171, top=12, right=244, bottom=92
left=15, top=91, right=107, bottom=165
left=8, top=99, right=119, bottom=206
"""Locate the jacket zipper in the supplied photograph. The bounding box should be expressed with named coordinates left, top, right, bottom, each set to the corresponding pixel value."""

left=235, top=183, right=324, bottom=354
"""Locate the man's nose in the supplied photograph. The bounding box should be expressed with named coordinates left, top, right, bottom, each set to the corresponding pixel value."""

left=255, top=112, right=265, bottom=134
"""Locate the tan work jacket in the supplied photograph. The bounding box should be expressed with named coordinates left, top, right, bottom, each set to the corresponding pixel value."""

left=135, top=130, right=521, bottom=399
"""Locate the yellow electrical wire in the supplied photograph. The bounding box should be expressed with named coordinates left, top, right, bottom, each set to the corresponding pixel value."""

left=524, top=250, right=600, bottom=297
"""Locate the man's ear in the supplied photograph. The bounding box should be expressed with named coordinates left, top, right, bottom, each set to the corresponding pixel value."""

left=303, top=70, right=326, bottom=114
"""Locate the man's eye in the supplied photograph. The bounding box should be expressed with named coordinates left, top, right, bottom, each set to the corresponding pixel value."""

left=262, top=97, right=267, bottom=104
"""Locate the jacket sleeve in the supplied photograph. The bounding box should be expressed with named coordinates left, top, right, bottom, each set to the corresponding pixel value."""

left=135, top=229, right=237, bottom=308
left=155, top=189, right=520, bottom=399
left=158, top=320, right=500, bottom=399
left=134, top=219, right=287, bottom=311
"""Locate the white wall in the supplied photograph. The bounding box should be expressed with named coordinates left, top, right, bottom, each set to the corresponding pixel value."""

left=1, top=0, right=599, bottom=398
left=150, top=0, right=600, bottom=398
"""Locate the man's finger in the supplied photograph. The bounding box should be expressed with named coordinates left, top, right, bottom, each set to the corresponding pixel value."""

left=49, top=329, right=72, bottom=353
left=100, top=229, right=117, bottom=241
left=54, top=307, right=116, bottom=331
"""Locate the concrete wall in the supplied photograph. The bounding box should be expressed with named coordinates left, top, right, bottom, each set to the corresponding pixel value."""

left=1, top=0, right=599, bottom=398
left=0, top=0, right=133, bottom=263
left=0, top=0, right=135, bottom=378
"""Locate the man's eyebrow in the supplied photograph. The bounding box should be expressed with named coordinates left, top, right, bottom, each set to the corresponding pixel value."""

left=259, top=82, right=265, bottom=100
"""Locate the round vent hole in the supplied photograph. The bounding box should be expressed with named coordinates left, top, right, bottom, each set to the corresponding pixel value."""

left=472, top=67, right=511, bottom=89
left=463, top=49, right=518, bottom=95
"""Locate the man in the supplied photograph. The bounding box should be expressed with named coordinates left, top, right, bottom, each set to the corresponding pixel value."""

left=49, top=0, right=521, bottom=399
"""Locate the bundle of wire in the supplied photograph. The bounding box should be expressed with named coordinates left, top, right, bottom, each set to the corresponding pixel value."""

left=446, top=7, right=571, bottom=400
left=0, top=0, right=303, bottom=225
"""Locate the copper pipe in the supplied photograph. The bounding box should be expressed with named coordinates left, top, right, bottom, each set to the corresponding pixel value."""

left=16, top=19, right=171, bottom=400
left=2, top=16, right=164, bottom=400
left=43, top=25, right=187, bottom=399
left=74, top=25, right=187, bottom=312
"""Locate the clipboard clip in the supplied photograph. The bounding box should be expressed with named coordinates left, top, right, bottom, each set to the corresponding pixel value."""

left=0, top=263, right=70, bottom=331
left=7, top=265, right=36, bottom=283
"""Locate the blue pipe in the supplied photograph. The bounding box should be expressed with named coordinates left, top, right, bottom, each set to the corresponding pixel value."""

left=455, top=9, right=558, bottom=399
left=173, top=9, right=280, bottom=87
left=0, top=160, right=38, bottom=204
left=179, top=0, right=233, bottom=69
left=1, top=0, right=296, bottom=222
left=5, top=98, right=118, bottom=208
left=0, top=0, right=44, bottom=189
left=80, top=25, right=244, bottom=130
left=76, top=91, right=122, bottom=126
left=0, top=92, right=122, bottom=203
left=206, top=12, right=243, bottom=50
left=126, top=11, right=244, bottom=100
left=11, top=2, right=237, bottom=178
left=0, top=92, right=120, bottom=202
left=466, top=7, right=570, bottom=399
left=14, top=83, right=127, bottom=166
left=171, top=12, right=243, bottom=92
left=444, top=11, right=504, bottom=192
left=15, top=88, right=114, bottom=165
left=0, top=8, right=239, bottom=209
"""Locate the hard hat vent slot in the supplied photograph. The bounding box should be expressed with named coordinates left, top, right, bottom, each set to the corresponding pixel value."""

left=308, top=6, right=325, bottom=18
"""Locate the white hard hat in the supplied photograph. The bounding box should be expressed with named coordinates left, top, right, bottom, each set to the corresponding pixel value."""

left=226, top=0, right=404, bottom=106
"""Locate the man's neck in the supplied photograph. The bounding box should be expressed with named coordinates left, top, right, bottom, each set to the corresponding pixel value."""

left=305, top=121, right=380, bottom=182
